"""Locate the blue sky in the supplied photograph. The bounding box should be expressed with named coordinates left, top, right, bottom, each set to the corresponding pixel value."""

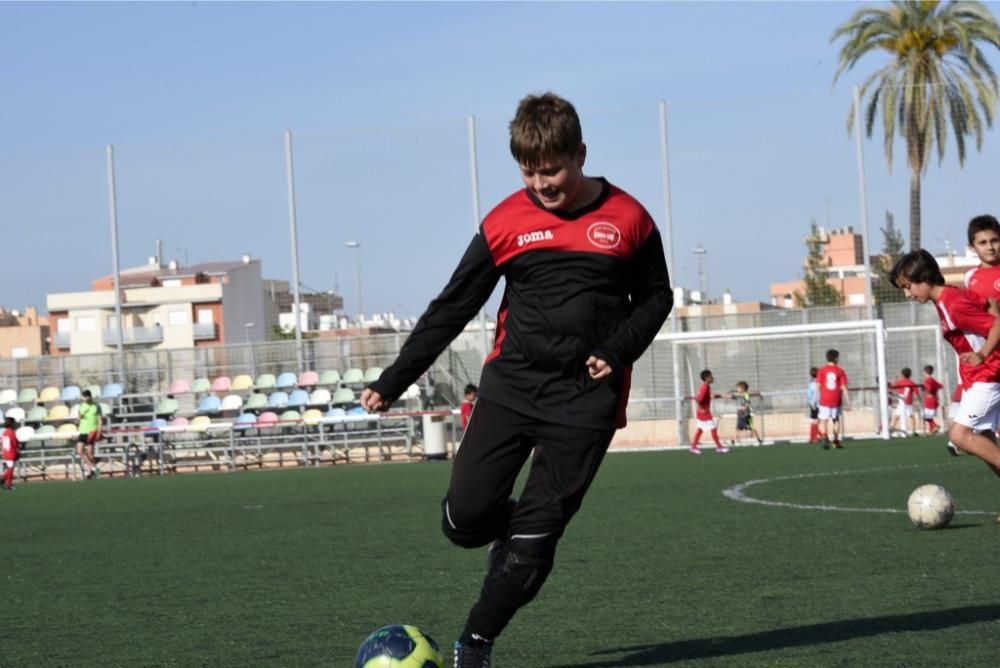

left=2, top=1, right=999, bottom=318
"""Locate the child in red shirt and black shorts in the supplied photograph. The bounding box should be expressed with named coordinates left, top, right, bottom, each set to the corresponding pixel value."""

left=2, top=417, right=20, bottom=490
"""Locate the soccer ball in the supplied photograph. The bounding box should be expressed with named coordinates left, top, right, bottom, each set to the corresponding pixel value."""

left=906, top=484, right=955, bottom=529
left=355, top=624, right=444, bottom=668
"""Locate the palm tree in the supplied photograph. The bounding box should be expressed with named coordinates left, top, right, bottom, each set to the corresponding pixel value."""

left=832, top=0, right=1000, bottom=251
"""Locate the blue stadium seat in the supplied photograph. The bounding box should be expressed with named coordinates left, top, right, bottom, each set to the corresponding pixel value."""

left=196, top=395, right=221, bottom=415
left=287, top=389, right=309, bottom=410
left=275, top=372, right=297, bottom=391
left=59, top=385, right=82, bottom=403
left=266, top=392, right=289, bottom=409
left=101, top=383, right=124, bottom=400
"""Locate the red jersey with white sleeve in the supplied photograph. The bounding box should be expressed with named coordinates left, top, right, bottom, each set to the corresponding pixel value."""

left=922, top=376, right=943, bottom=410
left=934, top=285, right=1000, bottom=389
left=694, top=383, right=713, bottom=420
left=1, top=428, right=19, bottom=461
left=964, top=264, right=1000, bottom=301
left=460, top=400, right=474, bottom=429
left=952, top=384, right=963, bottom=403
left=817, top=364, right=848, bottom=408
left=892, top=377, right=919, bottom=406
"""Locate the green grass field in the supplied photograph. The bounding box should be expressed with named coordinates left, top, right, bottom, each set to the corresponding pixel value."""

left=4, top=437, right=1000, bottom=667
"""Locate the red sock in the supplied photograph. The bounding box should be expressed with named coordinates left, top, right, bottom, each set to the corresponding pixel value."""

left=692, top=429, right=702, bottom=447
left=3, top=465, right=13, bottom=488
left=928, top=420, right=938, bottom=431
left=711, top=429, right=723, bottom=448
left=809, top=423, right=818, bottom=443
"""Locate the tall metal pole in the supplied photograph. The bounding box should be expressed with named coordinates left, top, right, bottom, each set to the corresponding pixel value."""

left=354, top=245, right=363, bottom=317
left=852, top=85, right=875, bottom=321
left=284, top=130, right=304, bottom=373
left=659, top=101, right=686, bottom=445
left=105, top=145, right=126, bottom=386
left=468, top=115, right=490, bottom=363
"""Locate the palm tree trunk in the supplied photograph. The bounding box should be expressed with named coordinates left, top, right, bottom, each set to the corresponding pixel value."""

left=909, top=167, right=922, bottom=250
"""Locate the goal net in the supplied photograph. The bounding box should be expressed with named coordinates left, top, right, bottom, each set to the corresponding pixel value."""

left=617, top=319, right=890, bottom=449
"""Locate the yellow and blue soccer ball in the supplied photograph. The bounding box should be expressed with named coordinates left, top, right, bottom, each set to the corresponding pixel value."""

left=354, top=624, right=444, bottom=668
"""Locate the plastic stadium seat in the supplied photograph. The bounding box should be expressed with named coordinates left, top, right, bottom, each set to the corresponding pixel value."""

left=25, top=406, right=47, bottom=424
left=297, top=370, right=319, bottom=388
left=196, top=395, right=221, bottom=415
left=266, top=392, right=289, bottom=410
left=169, top=416, right=190, bottom=428
left=348, top=406, right=367, bottom=416
left=60, top=385, right=82, bottom=403
left=244, top=393, right=268, bottom=413
left=38, top=386, right=61, bottom=404
left=189, top=416, right=213, bottom=433
left=34, top=425, right=56, bottom=439
left=155, top=398, right=180, bottom=417
left=86, top=385, right=102, bottom=400
left=15, top=426, right=34, bottom=442
left=363, top=367, right=384, bottom=384
left=233, top=413, right=257, bottom=432
left=6, top=407, right=25, bottom=424
left=191, top=378, right=212, bottom=394
left=231, top=375, right=254, bottom=392
left=16, top=388, right=37, bottom=404
left=220, top=394, right=244, bottom=412
left=332, top=387, right=355, bottom=406
left=45, top=404, right=70, bottom=422
left=100, top=403, right=113, bottom=419
left=302, top=409, right=324, bottom=426
left=308, top=388, right=331, bottom=408
left=168, top=379, right=192, bottom=395
left=0, top=389, right=16, bottom=405
left=145, top=418, right=168, bottom=435
left=325, top=407, right=347, bottom=420
left=256, top=411, right=279, bottom=429
left=275, top=372, right=297, bottom=391
left=341, top=368, right=364, bottom=385
left=318, top=370, right=341, bottom=387
left=210, top=376, right=232, bottom=393
left=56, top=423, right=78, bottom=439
left=101, top=383, right=124, bottom=400
left=254, top=374, right=276, bottom=391
left=69, top=404, right=80, bottom=420
left=287, top=389, right=309, bottom=410
left=279, top=410, right=301, bottom=425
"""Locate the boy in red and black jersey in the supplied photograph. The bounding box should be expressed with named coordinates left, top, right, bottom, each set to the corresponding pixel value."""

left=362, top=93, right=672, bottom=665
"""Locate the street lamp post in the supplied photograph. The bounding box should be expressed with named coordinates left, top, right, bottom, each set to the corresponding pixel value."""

left=693, top=245, right=708, bottom=302
left=345, top=241, right=363, bottom=321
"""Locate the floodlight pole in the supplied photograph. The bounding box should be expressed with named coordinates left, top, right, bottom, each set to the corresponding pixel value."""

left=852, top=85, right=875, bottom=322
left=105, top=145, right=127, bottom=388
left=468, top=115, right=490, bottom=363
left=284, top=130, right=304, bottom=374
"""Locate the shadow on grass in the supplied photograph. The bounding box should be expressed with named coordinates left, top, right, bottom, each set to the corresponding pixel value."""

left=546, top=603, right=1000, bottom=667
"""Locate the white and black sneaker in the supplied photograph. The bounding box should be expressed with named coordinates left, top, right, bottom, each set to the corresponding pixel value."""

left=454, top=640, right=492, bottom=668
left=946, top=442, right=961, bottom=457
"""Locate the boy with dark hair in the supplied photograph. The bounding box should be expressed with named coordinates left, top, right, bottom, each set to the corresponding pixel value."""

left=690, top=370, right=728, bottom=454
left=732, top=381, right=763, bottom=446
left=1, top=417, right=19, bottom=490
left=889, top=367, right=920, bottom=436
left=891, top=249, right=1000, bottom=475
left=964, top=214, right=1000, bottom=299
left=817, top=349, right=849, bottom=449
left=807, top=367, right=820, bottom=443
left=76, top=389, right=103, bottom=480
left=921, top=365, right=943, bottom=436
left=361, top=92, right=673, bottom=666
left=460, top=384, right=478, bottom=430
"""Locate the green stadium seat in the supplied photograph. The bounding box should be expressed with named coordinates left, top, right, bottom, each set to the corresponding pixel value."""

left=244, top=393, right=268, bottom=413
left=17, top=388, right=37, bottom=404
left=318, top=370, right=341, bottom=387
left=156, top=398, right=180, bottom=417
left=191, top=378, right=212, bottom=394
left=254, top=374, right=276, bottom=390
left=25, top=406, right=47, bottom=424
left=341, top=368, right=364, bottom=385
left=363, top=367, right=384, bottom=384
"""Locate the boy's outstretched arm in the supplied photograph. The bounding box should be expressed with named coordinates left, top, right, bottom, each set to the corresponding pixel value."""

left=589, top=226, right=673, bottom=377
left=362, top=232, right=501, bottom=412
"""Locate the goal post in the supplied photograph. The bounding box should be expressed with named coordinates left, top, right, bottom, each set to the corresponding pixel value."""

left=619, top=319, right=890, bottom=448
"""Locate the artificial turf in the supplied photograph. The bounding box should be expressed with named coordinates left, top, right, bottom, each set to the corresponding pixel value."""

left=3, top=437, right=1000, bottom=667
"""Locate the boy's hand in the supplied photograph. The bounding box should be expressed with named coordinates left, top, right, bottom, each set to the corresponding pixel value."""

left=961, top=351, right=985, bottom=367
left=360, top=388, right=391, bottom=412
left=585, top=356, right=613, bottom=381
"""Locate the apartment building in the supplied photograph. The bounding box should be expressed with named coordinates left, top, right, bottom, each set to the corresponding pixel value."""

left=0, top=307, right=49, bottom=359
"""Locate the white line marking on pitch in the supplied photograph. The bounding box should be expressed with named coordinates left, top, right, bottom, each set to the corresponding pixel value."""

left=722, top=465, right=998, bottom=516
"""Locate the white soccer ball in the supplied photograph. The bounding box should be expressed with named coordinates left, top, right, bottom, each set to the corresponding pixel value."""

left=907, top=484, right=955, bottom=529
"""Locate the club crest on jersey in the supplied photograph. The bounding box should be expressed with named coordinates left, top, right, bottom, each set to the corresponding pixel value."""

left=516, top=229, right=554, bottom=247
left=588, top=222, right=621, bottom=249
left=993, top=279, right=1000, bottom=292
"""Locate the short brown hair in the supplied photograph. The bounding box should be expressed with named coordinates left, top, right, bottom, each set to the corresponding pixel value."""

left=509, top=92, right=583, bottom=168
left=890, top=249, right=945, bottom=287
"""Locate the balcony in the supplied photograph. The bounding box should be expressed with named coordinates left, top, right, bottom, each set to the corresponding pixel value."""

left=103, top=326, right=163, bottom=346
left=193, top=322, right=217, bottom=340
left=53, top=332, right=71, bottom=350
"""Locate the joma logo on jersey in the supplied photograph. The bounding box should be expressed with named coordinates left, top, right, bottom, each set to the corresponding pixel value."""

left=516, top=230, right=554, bottom=247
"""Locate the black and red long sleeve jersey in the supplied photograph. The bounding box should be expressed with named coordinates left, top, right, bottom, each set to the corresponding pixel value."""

left=369, top=179, right=673, bottom=430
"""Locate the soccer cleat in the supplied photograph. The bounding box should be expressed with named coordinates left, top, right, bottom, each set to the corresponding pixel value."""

left=946, top=442, right=961, bottom=457
left=833, top=440, right=843, bottom=449
left=454, top=640, right=492, bottom=668
left=715, top=447, right=730, bottom=454
left=688, top=447, right=702, bottom=455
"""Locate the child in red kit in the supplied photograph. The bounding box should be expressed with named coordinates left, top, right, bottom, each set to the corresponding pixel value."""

left=889, top=367, right=920, bottom=436
left=690, top=369, right=728, bottom=454
left=2, top=417, right=20, bottom=490
left=921, top=365, right=943, bottom=436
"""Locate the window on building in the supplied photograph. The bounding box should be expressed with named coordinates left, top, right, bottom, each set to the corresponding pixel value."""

left=162, top=278, right=182, bottom=288
left=11, top=347, right=27, bottom=359
left=197, top=309, right=214, bottom=324
left=57, top=318, right=71, bottom=333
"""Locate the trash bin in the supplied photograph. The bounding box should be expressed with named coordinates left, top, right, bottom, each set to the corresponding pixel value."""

left=422, top=413, right=448, bottom=460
